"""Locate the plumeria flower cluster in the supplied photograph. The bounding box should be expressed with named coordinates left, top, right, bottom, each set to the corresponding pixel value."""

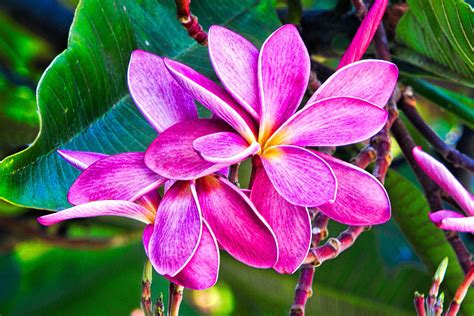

left=39, top=24, right=398, bottom=289
left=413, top=147, right=474, bottom=232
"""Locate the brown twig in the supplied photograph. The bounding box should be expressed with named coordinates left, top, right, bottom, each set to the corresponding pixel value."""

left=398, top=88, right=474, bottom=172
left=351, top=0, right=368, bottom=19
left=229, top=163, right=241, bottom=186
left=350, top=145, right=376, bottom=169
left=414, top=292, right=427, bottom=316
left=168, top=282, right=184, bottom=316
left=155, top=293, right=165, bottom=316
left=175, top=0, right=207, bottom=45
left=446, top=265, right=474, bottom=316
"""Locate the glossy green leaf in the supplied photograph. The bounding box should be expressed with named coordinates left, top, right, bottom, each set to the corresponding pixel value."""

left=385, top=170, right=474, bottom=314
left=395, top=0, right=474, bottom=87
left=0, top=0, right=280, bottom=210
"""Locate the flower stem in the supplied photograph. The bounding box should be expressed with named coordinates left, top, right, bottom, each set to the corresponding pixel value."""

left=141, top=260, right=153, bottom=316
left=414, top=292, right=427, bottom=316
left=168, top=282, right=184, bottom=316
left=446, top=265, right=474, bottom=316
left=174, top=0, right=207, bottom=45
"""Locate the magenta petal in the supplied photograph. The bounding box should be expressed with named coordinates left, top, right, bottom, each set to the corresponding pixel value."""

left=58, top=149, right=108, bottom=171
left=128, top=50, right=197, bottom=132
left=429, top=211, right=474, bottom=233
left=166, top=220, right=220, bottom=290
left=68, top=152, right=165, bottom=205
left=208, top=26, right=260, bottom=119
left=267, top=96, right=388, bottom=147
left=164, top=58, right=257, bottom=142
left=193, top=132, right=260, bottom=164
left=148, top=181, right=202, bottom=276
left=317, top=153, right=391, bottom=225
left=307, top=60, right=398, bottom=108
left=250, top=164, right=311, bottom=273
left=338, top=0, right=388, bottom=67
left=37, top=200, right=154, bottom=226
left=413, top=147, right=474, bottom=216
left=196, top=176, right=278, bottom=268
left=261, top=145, right=337, bottom=207
left=258, top=24, right=310, bottom=143
left=143, top=224, right=154, bottom=257
left=145, top=119, right=230, bottom=180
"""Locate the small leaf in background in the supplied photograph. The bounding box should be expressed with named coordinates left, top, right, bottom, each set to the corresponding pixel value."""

left=395, top=0, right=474, bottom=87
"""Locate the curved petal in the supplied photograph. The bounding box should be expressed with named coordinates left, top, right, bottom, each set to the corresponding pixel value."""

left=413, top=147, right=474, bottom=216
left=317, top=153, right=391, bottom=225
left=68, top=152, right=165, bottom=205
left=307, top=60, right=398, bottom=108
left=338, top=0, right=389, bottom=68
left=193, top=132, right=260, bottom=164
left=37, top=200, right=154, bottom=226
left=128, top=50, right=197, bottom=132
left=148, top=181, right=202, bottom=276
left=66, top=153, right=163, bottom=204
left=164, top=58, right=257, bottom=143
left=208, top=26, right=260, bottom=119
left=267, top=96, right=387, bottom=147
left=196, top=175, right=278, bottom=268
left=250, top=163, right=311, bottom=273
left=145, top=119, right=230, bottom=180
left=430, top=211, right=474, bottom=233
left=58, top=149, right=108, bottom=171
left=143, top=224, right=154, bottom=257
left=137, top=190, right=160, bottom=213
left=166, top=220, right=220, bottom=290
left=258, top=25, right=310, bottom=143
left=260, top=145, right=337, bottom=207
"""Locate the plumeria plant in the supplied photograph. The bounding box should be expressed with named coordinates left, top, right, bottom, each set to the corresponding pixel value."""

left=0, top=0, right=472, bottom=315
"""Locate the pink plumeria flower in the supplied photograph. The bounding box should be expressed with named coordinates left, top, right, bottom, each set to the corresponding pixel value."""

left=38, top=54, right=279, bottom=289
left=143, top=24, right=398, bottom=273
left=413, top=147, right=474, bottom=233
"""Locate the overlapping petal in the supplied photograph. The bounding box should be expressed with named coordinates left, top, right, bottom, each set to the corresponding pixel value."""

left=258, top=24, right=310, bottom=143
left=58, top=149, right=107, bottom=171
left=260, top=145, right=337, bottom=207
left=193, top=132, right=260, bottom=164
left=208, top=26, right=260, bottom=119
left=338, top=0, right=389, bottom=68
left=145, top=119, right=230, bottom=180
left=429, top=210, right=474, bottom=233
left=250, top=163, right=311, bottom=273
left=148, top=181, right=202, bottom=276
left=143, top=224, right=154, bottom=257
left=128, top=50, right=197, bottom=132
left=413, top=147, right=474, bottom=215
left=68, top=152, right=165, bottom=205
left=166, top=220, right=220, bottom=290
left=317, top=153, right=391, bottom=225
left=164, top=58, right=257, bottom=142
left=267, top=96, right=387, bottom=147
left=37, top=200, right=155, bottom=226
left=307, top=60, right=398, bottom=108
left=196, top=175, right=278, bottom=268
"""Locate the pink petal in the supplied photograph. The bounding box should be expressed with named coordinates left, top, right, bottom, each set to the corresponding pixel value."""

left=128, top=50, right=197, bottom=132
left=258, top=25, right=310, bottom=143
left=37, top=200, right=155, bottom=226
left=148, top=181, right=202, bottom=276
left=317, top=153, right=391, bottom=225
left=68, top=152, right=165, bottom=205
left=307, top=60, right=398, bottom=108
left=166, top=220, right=220, bottom=290
left=267, top=96, right=387, bottom=147
left=164, top=58, right=257, bottom=143
left=137, top=190, right=160, bottom=213
left=195, top=175, right=278, bottom=268
left=260, top=145, right=337, bottom=207
left=338, top=0, right=389, bottom=68
left=143, top=224, right=154, bottom=257
left=429, top=211, right=474, bottom=233
left=250, top=163, right=311, bottom=273
left=193, top=132, right=260, bottom=164
left=413, top=147, right=474, bottom=216
left=145, top=119, right=230, bottom=180
left=208, top=26, right=260, bottom=119
left=58, top=149, right=108, bottom=171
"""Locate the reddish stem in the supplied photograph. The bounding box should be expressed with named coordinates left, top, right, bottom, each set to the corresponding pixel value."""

left=175, top=0, right=207, bottom=45
left=414, top=292, right=427, bottom=316
left=446, top=266, right=474, bottom=316
left=168, top=283, right=184, bottom=316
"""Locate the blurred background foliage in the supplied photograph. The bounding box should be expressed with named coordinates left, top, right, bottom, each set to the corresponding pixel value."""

left=0, top=0, right=472, bottom=315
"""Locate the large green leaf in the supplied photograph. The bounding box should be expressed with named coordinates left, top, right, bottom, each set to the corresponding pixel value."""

left=385, top=170, right=474, bottom=315
left=395, top=0, right=474, bottom=87
left=0, top=0, right=280, bottom=210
